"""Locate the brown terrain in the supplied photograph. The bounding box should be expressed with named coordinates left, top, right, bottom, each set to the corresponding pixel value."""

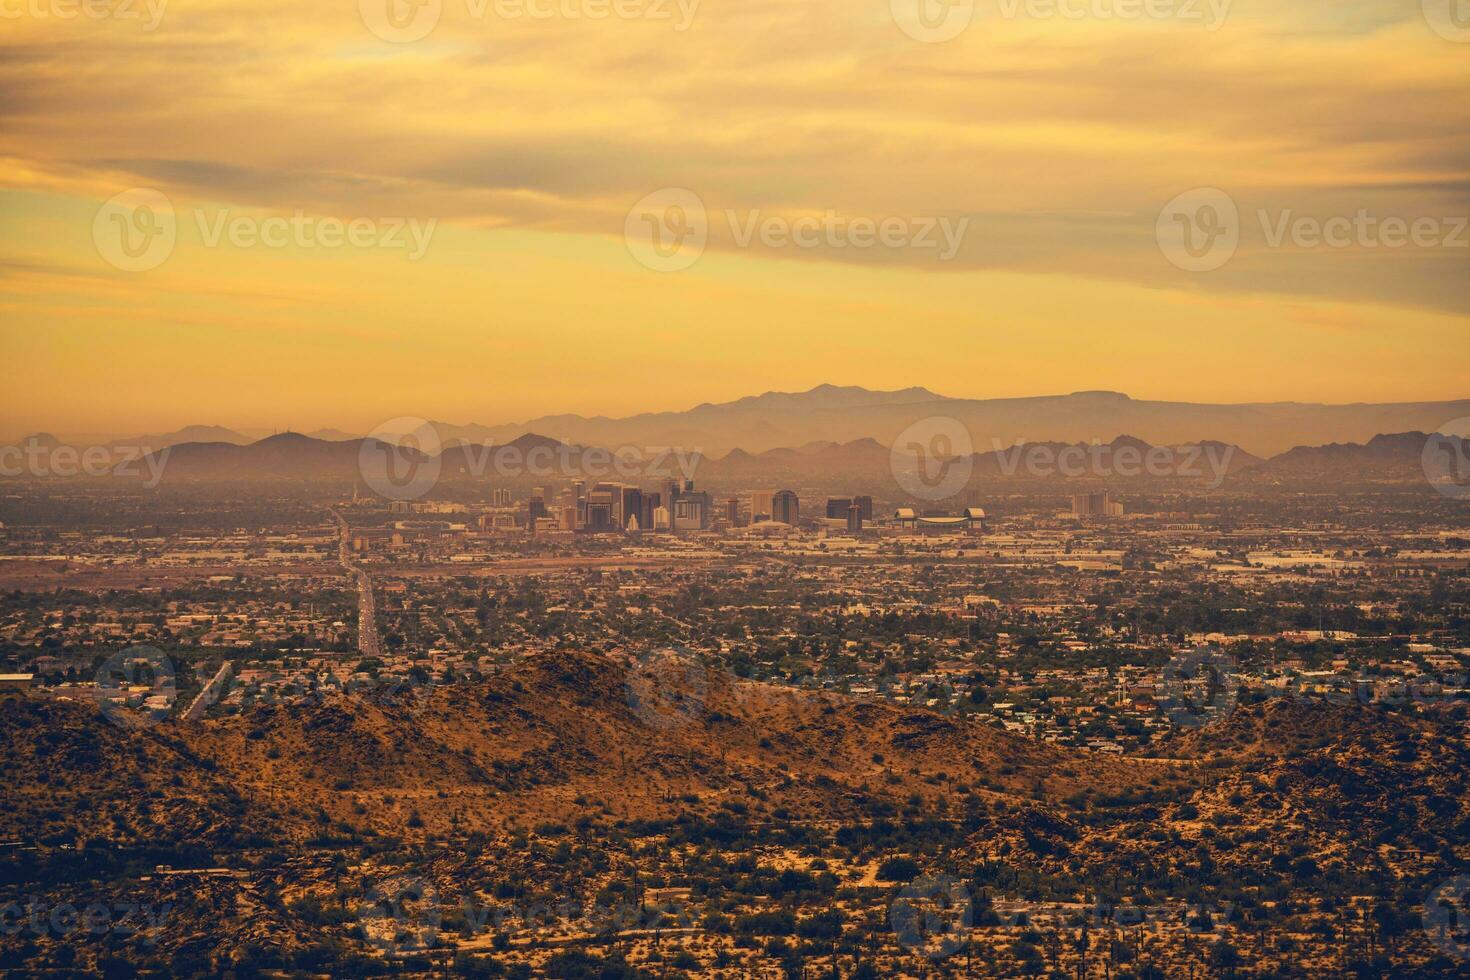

left=3, top=652, right=1468, bottom=977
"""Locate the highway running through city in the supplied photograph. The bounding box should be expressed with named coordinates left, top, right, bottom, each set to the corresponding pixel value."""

left=330, top=508, right=381, bottom=659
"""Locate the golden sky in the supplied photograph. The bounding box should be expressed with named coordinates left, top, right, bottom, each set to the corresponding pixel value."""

left=1, top=0, right=1467, bottom=437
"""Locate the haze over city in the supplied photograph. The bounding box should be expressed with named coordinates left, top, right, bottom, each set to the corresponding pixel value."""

left=4, top=0, right=1470, bottom=977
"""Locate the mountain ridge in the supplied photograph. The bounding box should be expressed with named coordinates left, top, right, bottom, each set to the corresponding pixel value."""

left=19, top=385, right=1470, bottom=456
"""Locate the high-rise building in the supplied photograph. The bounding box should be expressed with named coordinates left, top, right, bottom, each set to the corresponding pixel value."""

left=846, top=503, right=863, bottom=532
left=727, top=498, right=741, bottom=525
left=1070, top=492, right=1124, bottom=518
left=584, top=487, right=616, bottom=531
left=853, top=495, right=874, bottom=522
left=772, top=490, right=799, bottom=526
left=751, top=490, right=774, bottom=523
left=672, top=481, right=711, bottom=531
left=619, top=486, right=643, bottom=532
left=825, top=498, right=852, bottom=520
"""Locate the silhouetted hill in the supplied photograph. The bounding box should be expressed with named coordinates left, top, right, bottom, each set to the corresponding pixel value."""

left=84, top=386, right=1470, bottom=458
left=452, top=386, right=1470, bottom=457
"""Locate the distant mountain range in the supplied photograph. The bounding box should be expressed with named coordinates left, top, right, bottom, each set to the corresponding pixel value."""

left=8, top=386, right=1468, bottom=491
left=401, top=386, right=1470, bottom=458
left=22, top=385, right=1470, bottom=457
left=1, top=428, right=1449, bottom=493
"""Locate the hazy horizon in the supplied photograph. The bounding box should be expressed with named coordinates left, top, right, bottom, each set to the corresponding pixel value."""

left=9, top=382, right=1470, bottom=446
left=4, top=1, right=1469, bottom=437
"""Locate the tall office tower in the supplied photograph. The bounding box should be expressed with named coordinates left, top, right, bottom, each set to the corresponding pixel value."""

left=619, top=486, right=643, bottom=532
left=727, top=498, right=741, bottom=525
left=1070, top=492, right=1122, bottom=518
left=491, top=488, right=512, bottom=507
left=653, top=505, right=671, bottom=531
left=559, top=506, right=576, bottom=531
left=665, top=481, right=681, bottom=512
left=826, top=498, right=853, bottom=519
left=751, top=490, right=774, bottom=522
left=584, top=488, right=615, bottom=531
left=847, top=503, right=863, bottom=532
left=673, top=482, right=711, bottom=531
left=528, top=495, right=547, bottom=523
left=572, top=479, right=587, bottom=527
left=772, top=489, right=799, bottom=526
left=852, top=495, right=874, bottom=522
left=642, top=493, right=659, bottom=532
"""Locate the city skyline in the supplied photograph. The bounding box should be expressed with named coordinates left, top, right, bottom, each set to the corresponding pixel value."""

left=4, top=2, right=1470, bottom=974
